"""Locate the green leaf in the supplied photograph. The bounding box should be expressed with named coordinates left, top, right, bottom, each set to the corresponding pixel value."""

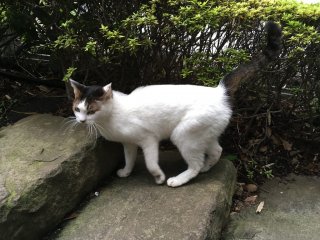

left=63, top=67, right=77, bottom=82
left=225, top=154, right=238, bottom=162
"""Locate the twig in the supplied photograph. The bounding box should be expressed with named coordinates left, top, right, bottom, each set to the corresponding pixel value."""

left=236, top=110, right=282, bottom=119
left=11, top=110, right=38, bottom=115
left=0, top=69, right=64, bottom=88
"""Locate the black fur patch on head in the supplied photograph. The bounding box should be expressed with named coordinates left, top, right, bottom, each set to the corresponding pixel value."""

left=80, top=85, right=105, bottom=103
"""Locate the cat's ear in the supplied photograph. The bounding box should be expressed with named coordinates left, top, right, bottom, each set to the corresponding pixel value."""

left=102, top=83, right=113, bottom=100
left=69, top=79, right=85, bottom=99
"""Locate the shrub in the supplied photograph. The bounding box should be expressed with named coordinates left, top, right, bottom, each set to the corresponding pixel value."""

left=1, top=0, right=319, bottom=181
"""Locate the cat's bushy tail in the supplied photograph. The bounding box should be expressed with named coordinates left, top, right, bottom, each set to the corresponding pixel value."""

left=221, top=21, right=282, bottom=96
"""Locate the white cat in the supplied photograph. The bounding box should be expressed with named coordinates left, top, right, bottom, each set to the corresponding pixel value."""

left=70, top=22, right=281, bottom=187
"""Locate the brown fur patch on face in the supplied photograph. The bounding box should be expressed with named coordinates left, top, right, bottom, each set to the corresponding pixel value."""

left=72, top=98, right=102, bottom=115
left=87, top=100, right=102, bottom=115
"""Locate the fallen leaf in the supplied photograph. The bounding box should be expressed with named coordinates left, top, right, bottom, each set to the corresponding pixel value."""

left=263, top=163, right=275, bottom=168
left=266, top=127, right=272, bottom=137
left=267, top=111, right=272, bottom=125
left=5, top=95, right=11, bottom=100
left=291, top=157, right=299, bottom=165
left=244, top=195, right=257, bottom=205
left=234, top=201, right=244, bottom=212
left=271, top=135, right=281, bottom=145
left=281, top=138, right=292, bottom=151
left=256, top=201, right=264, bottom=213
left=15, top=81, right=22, bottom=86
left=64, top=212, right=79, bottom=220
left=259, top=145, right=268, bottom=153
left=25, top=90, right=36, bottom=96
left=37, top=85, right=50, bottom=93
left=289, top=150, right=300, bottom=157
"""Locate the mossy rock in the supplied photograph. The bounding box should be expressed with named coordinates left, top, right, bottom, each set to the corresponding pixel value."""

left=0, top=114, right=122, bottom=240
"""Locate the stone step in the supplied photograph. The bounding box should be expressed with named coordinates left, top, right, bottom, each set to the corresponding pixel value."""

left=222, top=174, right=320, bottom=240
left=0, top=114, right=123, bottom=240
left=51, top=151, right=236, bottom=240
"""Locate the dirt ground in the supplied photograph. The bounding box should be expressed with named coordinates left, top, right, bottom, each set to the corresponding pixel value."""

left=0, top=77, right=71, bottom=127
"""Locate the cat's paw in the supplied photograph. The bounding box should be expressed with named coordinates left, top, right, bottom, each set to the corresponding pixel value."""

left=117, top=168, right=131, bottom=178
left=167, top=177, right=183, bottom=187
left=155, top=173, right=166, bottom=185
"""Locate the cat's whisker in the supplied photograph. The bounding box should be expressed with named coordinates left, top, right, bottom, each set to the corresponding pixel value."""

left=90, top=125, right=94, bottom=139
left=62, top=119, right=75, bottom=127
left=86, top=124, right=92, bottom=139
left=61, top=118, right=78, bottom=134
left=90, top=124, right=99, bottom=148
left=63, top=117, right=77, bottom=124
left=93, top=122, right=103, bottom=134
left=89, top=124, right=95, bottom=140
left=85, top=123, right=98, bottom=148
left=67, top=122, right=79, bottom=135
left=92, top=124, right=99, bottom=140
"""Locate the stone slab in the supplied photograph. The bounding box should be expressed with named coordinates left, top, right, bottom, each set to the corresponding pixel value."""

left=0, top=114, right=123, bottom=240
left=222, top=174, right=320, bottom=240
left=53, top=151, right=237, bottom=240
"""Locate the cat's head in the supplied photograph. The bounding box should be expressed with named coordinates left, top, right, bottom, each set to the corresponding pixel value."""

left=69, top=79, right=113, bottom=123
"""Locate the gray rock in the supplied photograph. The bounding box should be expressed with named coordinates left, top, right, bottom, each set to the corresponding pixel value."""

left=222, top=174, right=320, bottom=240
left=53, top=151, right=237, bottom=240
left=0, top=114, right=123, bottom=240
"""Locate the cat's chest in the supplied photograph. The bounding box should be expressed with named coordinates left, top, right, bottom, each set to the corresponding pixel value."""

left=98, top=127, right=124, bottom=142
left=97, top=123, right=140, bottom=143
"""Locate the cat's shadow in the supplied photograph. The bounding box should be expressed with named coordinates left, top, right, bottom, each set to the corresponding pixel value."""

left=116, top=150, right=213, bottom=188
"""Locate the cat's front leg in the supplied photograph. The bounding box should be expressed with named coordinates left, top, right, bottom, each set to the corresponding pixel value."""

left=117, top=143, right=138, bottom=178
left=141, top=139, right=166, bottom=184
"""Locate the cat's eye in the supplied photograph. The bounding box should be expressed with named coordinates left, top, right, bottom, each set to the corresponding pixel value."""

left=87, top=110, right=95, bottom=115
left=75, top=107, right=80, bottom=112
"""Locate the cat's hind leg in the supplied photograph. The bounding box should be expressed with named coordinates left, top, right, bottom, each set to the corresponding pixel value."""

left=117, top=143, right=138, bottom=177
left=167, top=145, right=205, bottom=187
left=142, top=138, right=166, bottom=184
left=201, top=140, right=222, bottom=173
left=169, top=127, right=206, bottom=187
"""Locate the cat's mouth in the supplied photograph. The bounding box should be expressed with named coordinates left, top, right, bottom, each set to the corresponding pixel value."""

left=76, top=119, right=89, bottom=124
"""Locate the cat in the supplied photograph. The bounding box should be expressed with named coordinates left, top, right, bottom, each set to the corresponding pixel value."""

left=69, top=22, right=282, bottom=187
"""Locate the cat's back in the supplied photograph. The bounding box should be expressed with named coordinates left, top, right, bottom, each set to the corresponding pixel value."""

left=129, top=84, right=226, bottom=104
left=117, top=84, right=231, bottom=139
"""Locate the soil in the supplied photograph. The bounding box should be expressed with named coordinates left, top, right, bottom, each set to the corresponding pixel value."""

left=0, top=77, right=72, bottom=127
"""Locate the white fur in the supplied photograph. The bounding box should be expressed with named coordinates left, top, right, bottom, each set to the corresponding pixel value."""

left=74, top=84, right=232, bottom=187
left=74, top=100, right=87, bottom=122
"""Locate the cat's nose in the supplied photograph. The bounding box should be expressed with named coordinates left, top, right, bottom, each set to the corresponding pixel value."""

left=80, top=119, right=86, bottom=123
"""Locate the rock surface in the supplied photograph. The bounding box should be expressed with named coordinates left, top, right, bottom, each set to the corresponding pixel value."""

left=0, top=114, right=122, bottom=240
left=52, top=151, right=237, bottom=240
left=222, top=174, right=320, bottom=240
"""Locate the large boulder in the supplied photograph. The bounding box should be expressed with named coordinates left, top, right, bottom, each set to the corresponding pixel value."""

left=0, top=114, right=122, bottom=240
